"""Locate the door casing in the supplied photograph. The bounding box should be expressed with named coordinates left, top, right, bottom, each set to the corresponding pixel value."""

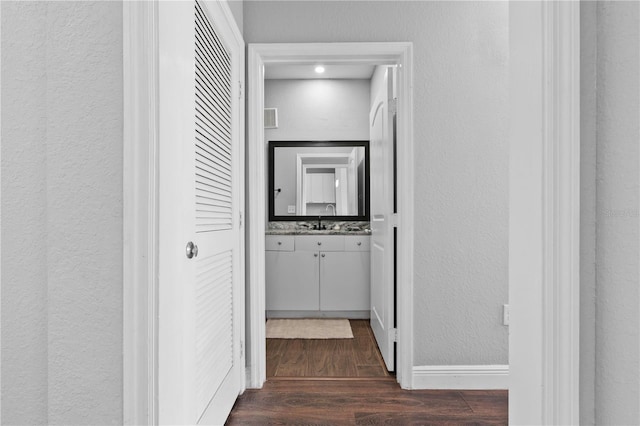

left=246, top=43, right=415, bottom=390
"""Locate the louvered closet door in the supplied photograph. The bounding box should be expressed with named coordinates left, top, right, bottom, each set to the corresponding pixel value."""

left=158, top=1, right=244, bottom=425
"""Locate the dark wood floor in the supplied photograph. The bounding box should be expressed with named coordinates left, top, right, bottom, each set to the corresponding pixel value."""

left=229, top=319, right=508, bottom=424
left=226, top=378, right=508, bottom=425
left=267, top=319, right=389, bottom=378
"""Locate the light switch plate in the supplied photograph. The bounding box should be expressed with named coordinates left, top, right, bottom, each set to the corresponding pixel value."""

left=287, top=205, right=296, bottom=214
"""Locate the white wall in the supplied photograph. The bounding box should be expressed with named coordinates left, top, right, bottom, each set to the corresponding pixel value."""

left=585, top=2, right=640, bottom=424
left=1, top=3, right=48, bottom=423
left=265, top=79, right=370, bottom=141
left=227, top=0, right=243, bottom=35
left=246, top=1, right=509, bottom=366
left=265, top=79, right=370, bottom=221
left=1, top=2, right=123, bottom=424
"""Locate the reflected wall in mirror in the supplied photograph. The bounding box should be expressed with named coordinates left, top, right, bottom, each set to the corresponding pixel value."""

left=269, top=141, right=369, bottom=221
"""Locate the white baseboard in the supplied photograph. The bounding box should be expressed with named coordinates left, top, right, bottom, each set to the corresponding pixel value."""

left=412, top=365, right=509, bottom=390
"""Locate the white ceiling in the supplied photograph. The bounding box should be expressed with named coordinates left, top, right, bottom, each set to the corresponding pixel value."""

left=265, top=64, right=375, bottom=80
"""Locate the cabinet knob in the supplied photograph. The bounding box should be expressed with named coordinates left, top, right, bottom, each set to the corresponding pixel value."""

left=321, top=253, right=326, bottom=257
left=277, top=241, right=282, bottom=245
left=357, top=242, right=362, bottom=246
left=317, top=241, right=322, bottom=246
left=314, top=253, right=318, bottom=257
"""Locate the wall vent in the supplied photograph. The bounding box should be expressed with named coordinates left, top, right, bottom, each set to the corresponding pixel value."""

left=264, top=108, right=278, bottom=129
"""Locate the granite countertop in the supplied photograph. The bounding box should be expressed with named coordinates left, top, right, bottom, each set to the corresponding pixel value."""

left=266, top=220, right=370, bottom=236
left=265, top=229, right=371, bottom=236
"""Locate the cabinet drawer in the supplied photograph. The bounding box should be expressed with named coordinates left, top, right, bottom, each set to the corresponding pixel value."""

left=265, top=235, right=295, bottom=251
left=296, top=235, right=344, bottom=251
left=344, top=236, right=370, bottom=251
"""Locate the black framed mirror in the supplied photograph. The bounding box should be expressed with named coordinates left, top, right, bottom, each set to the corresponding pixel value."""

left=268, top=140, right=370, bottom=221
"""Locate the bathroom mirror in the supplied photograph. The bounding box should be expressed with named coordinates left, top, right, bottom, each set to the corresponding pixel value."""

left=269, top=140, right=370, bottom=221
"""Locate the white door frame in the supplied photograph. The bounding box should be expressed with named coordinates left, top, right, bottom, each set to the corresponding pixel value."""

left=123, top=2, right=160, bottom=424
left=509, top=1, right=580, bottom=424
left=123, top=2, right=580, bottom=424
left=246, top=42, right=415, bottom=390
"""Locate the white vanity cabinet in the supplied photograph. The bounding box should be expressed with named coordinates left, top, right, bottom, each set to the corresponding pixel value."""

left=265, top=234, right=370, bottom=316
left=265, top=236, right=318, bottom=311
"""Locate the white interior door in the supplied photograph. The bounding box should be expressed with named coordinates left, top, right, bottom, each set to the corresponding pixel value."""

left=158, top=1, right=244, bottom=424
left=369, top=66, right=396, bottom=371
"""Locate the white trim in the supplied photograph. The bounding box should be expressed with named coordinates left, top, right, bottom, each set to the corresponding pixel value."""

left=123, top=2, right=159, bottom=425
left=412, top=365, right=509, bottom=390
left=509, top=1, right=580, bottom=424
left=0, top=3, right=3, bottom=421
left=247, top=45, right=267, bottom=389
left=247, top=42, right=414, bottom=390
left=541, top=2, right=580, bottom=423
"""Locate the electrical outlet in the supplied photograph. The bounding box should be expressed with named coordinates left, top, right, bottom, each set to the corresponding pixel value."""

left=503, top=304, right=509, bottom=326
left=287, top=205, right=296, bottom=214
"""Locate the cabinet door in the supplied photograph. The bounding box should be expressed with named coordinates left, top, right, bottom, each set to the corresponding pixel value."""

left=266, top=251, right=319, bottom=311
left=320, top=251, right=370, bottom=311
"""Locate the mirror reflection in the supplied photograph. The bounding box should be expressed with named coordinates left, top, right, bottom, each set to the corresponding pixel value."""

left=269, top=141, right=369, bottom=220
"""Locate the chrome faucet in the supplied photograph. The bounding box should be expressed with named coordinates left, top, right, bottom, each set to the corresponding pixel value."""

left=326, top=204, right=336, bottom=216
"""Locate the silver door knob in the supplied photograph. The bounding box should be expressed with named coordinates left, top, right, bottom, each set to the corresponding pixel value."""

left=357, top=242, right=362, bottom=246
left=186, top=241, right=198, bottom=259
left=314, top=253, right=318, bottom=257
left=321, top=253, right=325, bottom=257
left=317, top=242, right=322, bottom=245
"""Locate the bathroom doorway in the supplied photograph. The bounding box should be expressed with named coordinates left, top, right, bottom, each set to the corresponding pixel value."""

left=262, top=62, right=397, bottom=379
left=246, top=42, right=414, bottom=388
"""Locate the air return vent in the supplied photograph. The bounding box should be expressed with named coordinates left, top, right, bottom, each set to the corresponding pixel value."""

left=264, top=108, right=278, bottom=129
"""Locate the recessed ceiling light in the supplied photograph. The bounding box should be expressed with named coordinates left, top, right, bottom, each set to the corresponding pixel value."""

left=314, top=65, right=325, bottom=74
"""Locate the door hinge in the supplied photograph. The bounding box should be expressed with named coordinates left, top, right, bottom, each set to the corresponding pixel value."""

left=391, top=328, right=398, bottom=342
left=240, top=340, right=244, bottom=358
left=390, top=97, right=398, bottom=115
left=391, top=213, right=399, bottom=228
left=239, top=81, right=243, bottom=100
left=239, top=211, right=243, bottom=228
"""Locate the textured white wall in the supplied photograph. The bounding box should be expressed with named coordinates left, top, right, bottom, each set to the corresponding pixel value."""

left=265, top=79, right=370, bottom=141
left=1, top=3, right=49, bottom=424
left=593, top=2, right=640, bottom=424
left=245, top=1, right=509, bottom=365
left=1, top=2, right=123, bottom=424
left=228, top=0, right=243, bottom=35
left=265, top=79, right=370, bottom=220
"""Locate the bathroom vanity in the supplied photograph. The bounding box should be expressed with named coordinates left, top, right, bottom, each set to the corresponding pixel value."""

left=265, top=233, right=370, bottom=318
left=266, top=140, right=371, bottom=318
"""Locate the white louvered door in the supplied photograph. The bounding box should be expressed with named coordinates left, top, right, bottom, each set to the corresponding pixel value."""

left=158, top=1, right=244, bottom=424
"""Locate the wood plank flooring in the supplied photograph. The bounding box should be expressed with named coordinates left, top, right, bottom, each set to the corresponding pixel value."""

left=226, top=379, right=508, bottom=425
left=232, top=319, right=508, bottom=424
left=267, top=319, right=389, bottom=378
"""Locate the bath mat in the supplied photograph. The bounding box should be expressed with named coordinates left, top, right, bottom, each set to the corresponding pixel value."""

left=266, top=319, right=354, bottom=339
